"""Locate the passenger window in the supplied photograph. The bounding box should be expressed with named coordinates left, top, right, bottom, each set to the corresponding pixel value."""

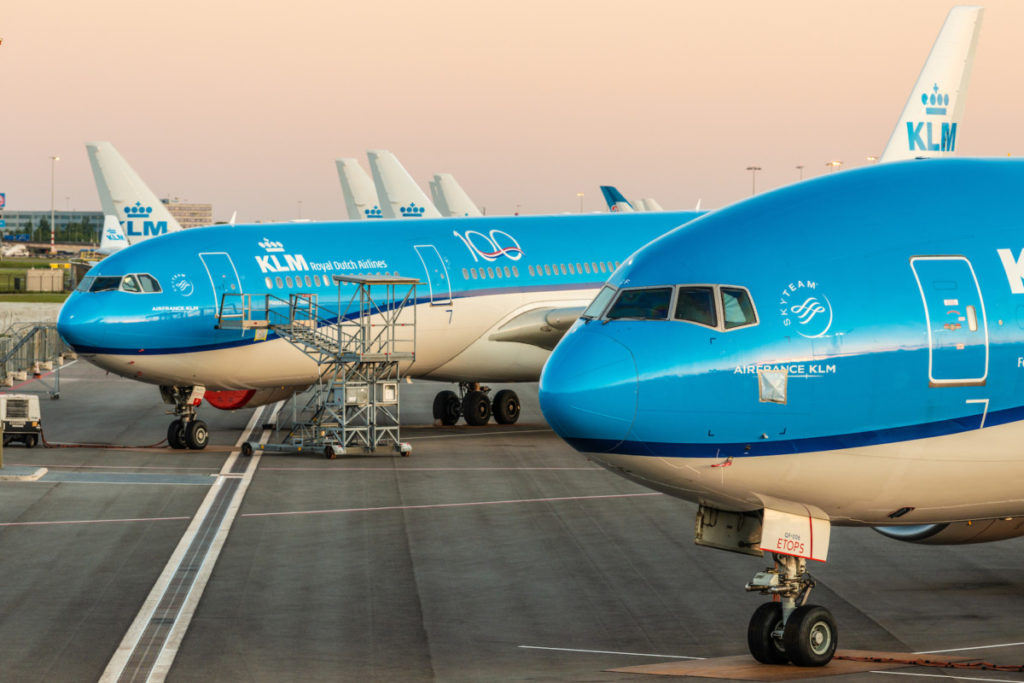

left=275, top=276, right=284, bottom=288
left=512, top=266, right=519, bottom=277
left=599, top=262, right=607, bottom=274
left=568, top=263, right=575, bottom=274
left=503, top=266, right=511, bottom=278
left=470, top=269, right=478, bottom=280
left=462, top=268, right=469, bottom=279
left=583, top=263, right=591, bottom=274
left=544, top=265, right=551, bottom=276
left=304, top=275, right=312, bottom=288
left=674, top=287, right=717, bottom=327
left=606, top=287, right=672, bottom=320
left=495, top=267, right=503, bottom=279
left=478, top=267, right=486, bottom=279
left=583, top=285, right=617, bottom=319
left=314, top=275, right=322, bottom=287
left=286, top=276, right=294, bottom=287
left=265, top=277, right=273, bottom=290
left=121, top=274, right=141, bottom=293
left=528, top=265, right=535, bottom=276
left=722, top=287, right=757, bottom=329
left=560, top=264, right=567, bottom=275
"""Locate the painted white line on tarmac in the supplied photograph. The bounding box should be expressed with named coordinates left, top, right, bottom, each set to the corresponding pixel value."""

left=0, top=515, right=190, bottom=527
left=10, top=463, right=219, bottom=471
left=518, top=644, right=702, bottom=660
left=241, top=491, right=662, bottom=519
left=100, top=404, right=273, bottom=683
left=258, top=466, right=600, bottom=472
left=872, top=671, right=1024, bottom=682
left=916, top=641, right=1024, bottom=655
left=404, top=428, right=553, bottom=440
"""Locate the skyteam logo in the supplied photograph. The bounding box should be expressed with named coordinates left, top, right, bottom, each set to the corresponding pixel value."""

left=171, top=273, right=194, bottom=297
left=122, top=201, right=168, bottom=237
left=399, top=203, right=426, bottom=217
left=363, top=205, right=383, bottom=219
left=453, top=229, right=524, bottom=262
left=779, top=280, right=833, bottom=338
left=255, top=238, right=308, bottom=273
left=906, top=83, right=957, bottom=153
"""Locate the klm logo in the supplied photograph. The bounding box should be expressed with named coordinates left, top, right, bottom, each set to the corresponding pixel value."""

left=399, top=203, right=426, bottom=217
left=122, top=202, right=168, bottom=237
left=254, top=238, right=308, bottom=273
left=105, top=228, right=126, bottom=242
left=906, top=84, right=956, bottom=152
left=363, top=205, right=384, bottom=219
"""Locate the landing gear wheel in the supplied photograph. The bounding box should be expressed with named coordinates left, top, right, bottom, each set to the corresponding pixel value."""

left=747, top=602, right=788, bottom=664
left=184, top=420, right=210, bottom=450
left=24, top=434, right=38, bottom=448
left=783, top=605, right=837, bottom=667
left=492, top=389, right=521, bottom=425
left=462, top=390, right=492, bottom=426
left=432, top=390, right=461, bottom=426
left=167, top=420, right=187, bottom=449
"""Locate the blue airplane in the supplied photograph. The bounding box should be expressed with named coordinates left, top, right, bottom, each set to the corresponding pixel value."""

left=57, top=210, right=703, bottom=449
left=538, top=157, right=1024, bottom=667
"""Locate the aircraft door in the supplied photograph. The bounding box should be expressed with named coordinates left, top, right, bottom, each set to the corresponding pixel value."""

left=911, top=256, right=988, bottom=386
left=413, top=245, right=452, bottom=305
left=200, top=252, right=244, bottom=333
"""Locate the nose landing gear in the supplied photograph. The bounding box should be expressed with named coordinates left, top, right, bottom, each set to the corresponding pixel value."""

left=745, top=554, right=837, bottom=667
left=160, top=385, right=210, bottom=450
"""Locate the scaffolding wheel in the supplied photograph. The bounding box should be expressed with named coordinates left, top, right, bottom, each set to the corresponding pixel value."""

left=325, top=445, right=339, bottom=460
left=241, top=442, right=255, bottom=457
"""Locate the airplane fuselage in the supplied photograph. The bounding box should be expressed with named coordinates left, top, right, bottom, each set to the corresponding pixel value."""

left=540, top=159, right=1024, bottom=527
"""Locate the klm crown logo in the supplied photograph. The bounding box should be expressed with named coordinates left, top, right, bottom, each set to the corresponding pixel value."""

left=906, top=83, right=956, bottom=153
left=363, top=205, right=384, bottom=219
left=399, top=203, right=426, bottom=217
left=121, top=201, right=167, bottom=237
left=921, top=83, right=949, bottom=116
left=258, top=238, right=285, bottom=253
left=123, top=202, right=154, bottom=218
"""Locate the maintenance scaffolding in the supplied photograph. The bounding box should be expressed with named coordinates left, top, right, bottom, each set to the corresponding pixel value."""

left=218, top=274, right=418, bottom=458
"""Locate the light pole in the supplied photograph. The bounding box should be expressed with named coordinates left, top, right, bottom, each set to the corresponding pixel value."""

left=576, top=192, right=584, bottom=213
left=826, top=160, right=842, bottom=173
left=49, top=155, right=59, bottom=254
left=796, top=165, right=804, bottom=181
left=746, top=166, right=761, bottom=196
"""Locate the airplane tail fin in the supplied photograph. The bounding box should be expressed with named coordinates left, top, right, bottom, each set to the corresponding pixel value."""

left=98, top=215, right=128, bottom=254
left=432, top=173, right=482, bottom=217
left=879, top=6, right=983, bottom=163
left=640, top=197, right=664, bottom=211
left=600, top=185, right=634, bottom=213
left=336, top=158, right=384, bottom=219
left=367, top=150, right=442, bottom=218
left=85, top=142, right=183, bottom=244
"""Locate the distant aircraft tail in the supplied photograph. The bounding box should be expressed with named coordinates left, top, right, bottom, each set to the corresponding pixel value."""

left=97, top=215, right=129, bottom=254
left=367, top=150, right=442, bottom=218
left=600, top=185, right=634, bottom=213
left=336, top=158, right=384, bottom=219
left=640, top=197, right=664, bottom=211
left=431, top=173, right=482, bottom=217
left=880, top=6, right=983, bottom=163
left=86, top=142, right=183, bottom=244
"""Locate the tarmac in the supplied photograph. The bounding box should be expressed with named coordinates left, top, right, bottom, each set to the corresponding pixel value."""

left=2, top=360, right=1024, bottom=682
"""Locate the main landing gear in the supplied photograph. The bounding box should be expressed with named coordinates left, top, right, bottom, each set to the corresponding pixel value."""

left=160, top=385, right=210, bottom=450
left=745, top=554, right=837, bottom=667
left=432, top=383, right=521, bottom=426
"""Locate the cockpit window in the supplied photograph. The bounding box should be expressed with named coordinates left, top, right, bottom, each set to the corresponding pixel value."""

left=78, top=274, right=162, bottom=293
left=121, top=274, right=141, bottom=293
left=606, top=287, right=672, bottom=320
left=582, top=285, right=617, bottom=319
left=674, top=286, right=717, bottom=327
left=89, top=276, right=124, bottom=292
left=722, top=287, right=757, bottom=329
left=137, top=274, right=162, bottom=292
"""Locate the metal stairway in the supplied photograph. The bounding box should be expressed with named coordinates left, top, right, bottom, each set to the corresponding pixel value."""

left=218, top=274, right=418, bottom=457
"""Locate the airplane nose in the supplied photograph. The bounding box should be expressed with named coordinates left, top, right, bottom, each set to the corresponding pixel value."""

left=57, top=295, right=106, bottom=351
left=539, top=326, right=638, bottom=450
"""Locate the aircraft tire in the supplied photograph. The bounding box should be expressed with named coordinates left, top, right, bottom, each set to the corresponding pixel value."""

left=462, top=391, right=492, bottom=426
left=783, top=605, right=837, bottom=667
left=168, top=420, right=187, bottom=449
left=747, top=602, right=788, bottom=665
left=433, top=390, right=461, bottom=426
left=492, top=390, right=521, bottom=424
left=184, top=420, right=210, bottom=450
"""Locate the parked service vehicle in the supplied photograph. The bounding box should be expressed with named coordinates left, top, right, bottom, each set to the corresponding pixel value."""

left=1, top=393, right=41, bottom=448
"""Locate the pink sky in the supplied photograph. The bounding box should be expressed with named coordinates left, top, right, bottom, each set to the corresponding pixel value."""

left=3, top=1, right=1022, bottom=221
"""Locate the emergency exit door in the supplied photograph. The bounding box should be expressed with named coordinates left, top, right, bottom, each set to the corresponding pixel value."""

left=200, top=252, right=245, bottom=336
left=413, top=245, right=452, bottom=305
left=911, top=256, right=988, bottom=386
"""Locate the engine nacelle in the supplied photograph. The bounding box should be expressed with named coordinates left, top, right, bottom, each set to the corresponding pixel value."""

left=874, top=518, right=1024, bottom=545
left=204, top=386, right=301, bottom=410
